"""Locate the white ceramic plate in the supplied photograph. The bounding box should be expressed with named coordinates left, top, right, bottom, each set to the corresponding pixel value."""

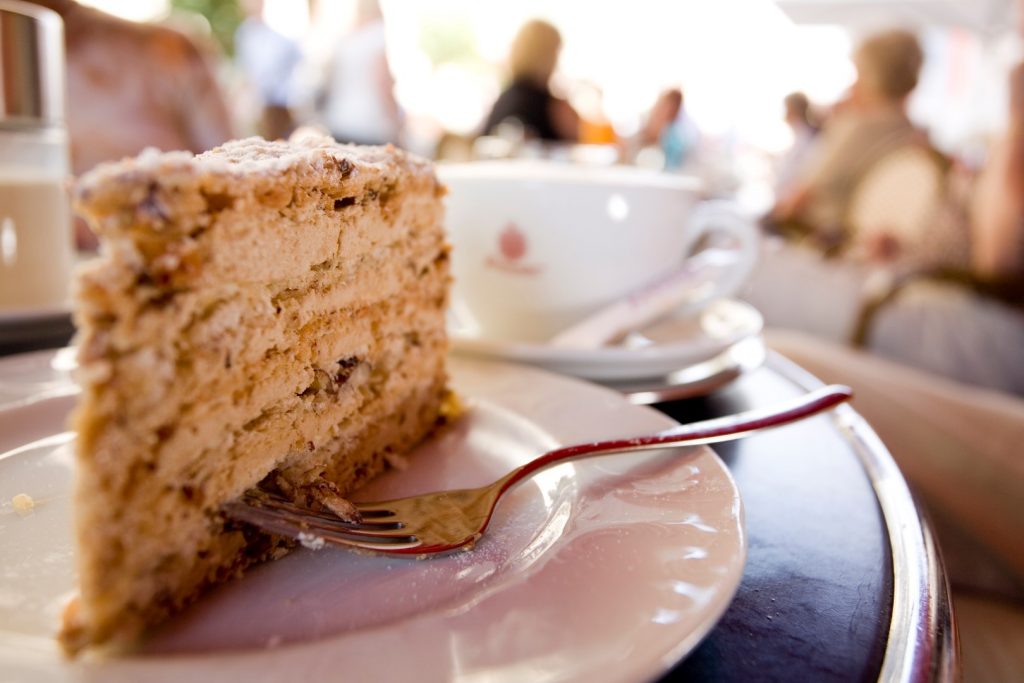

left=0, top=354, right=745, bottom=683
left=450, top=299, right=763, bottom=381
left=0, top=348, right=78, bottom=414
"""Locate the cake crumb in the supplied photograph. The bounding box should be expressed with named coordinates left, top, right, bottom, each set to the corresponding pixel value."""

left=276, top=474, right=362, bottom=523
left=308, top=479, right=361, bottom=522
left=12, top=493, right=35, bottom=515
left=383, top=449, right=409, bottom=471
left=297, top=532, right=326, bottom=550
left=439, top=389, right=466, bottom=422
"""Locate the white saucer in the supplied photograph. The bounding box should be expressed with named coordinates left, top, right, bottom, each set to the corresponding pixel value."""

left=611, top=335, right=767, bottom=405
left=0, top=355, right=745, bottom=683
left=450, top=299, right=764, bottom=381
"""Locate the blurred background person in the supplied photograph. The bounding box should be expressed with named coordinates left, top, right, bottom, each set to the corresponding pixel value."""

left=573, top=82, right=617, bottom=147
left=658, top=89, right=701, bottom=172
left=851, top=46, right=1024, bottom=394
left=970, top=60, right=1024, bottom=294
left=24, top=0, right=233, bottom=250
left=234, top=0, right=301, bottom=140
left=482, top=19, right=579, bottom=143
left=753, top=21, right=1023, bottom=395
left=626, top=87, right=701, bottom=172
left=319, top=0, right=401, bottom=146
left=774, top=91, right=820, bottom=196
left=771, top=29, right=929, bottom=251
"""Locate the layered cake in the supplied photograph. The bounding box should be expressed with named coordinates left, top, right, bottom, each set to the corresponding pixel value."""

left=60, top=133, right=450, bottom=653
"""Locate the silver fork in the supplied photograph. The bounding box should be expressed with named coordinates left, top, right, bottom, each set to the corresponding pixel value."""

left=223, top=385, right=852, bottom=555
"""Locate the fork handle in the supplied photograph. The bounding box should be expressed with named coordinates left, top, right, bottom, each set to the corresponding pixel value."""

left=496, top=384, right=853, bottom=496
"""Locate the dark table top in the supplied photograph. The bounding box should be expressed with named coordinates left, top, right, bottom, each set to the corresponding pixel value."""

left=655, top=354, right=957, bottom=682
left=0, top=312, right=75, bottom=358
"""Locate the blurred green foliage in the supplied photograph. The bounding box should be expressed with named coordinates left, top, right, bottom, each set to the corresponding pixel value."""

left=418, top=15, right=479, bottom=67
left=171, top=0, right=244, bottom=55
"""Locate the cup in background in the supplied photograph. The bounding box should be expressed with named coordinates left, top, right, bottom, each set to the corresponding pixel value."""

left=440, top=160, right=759, bottom=343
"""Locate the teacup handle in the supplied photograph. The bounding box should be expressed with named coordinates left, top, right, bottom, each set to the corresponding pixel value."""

left=676, top=200, right=759, bottom=315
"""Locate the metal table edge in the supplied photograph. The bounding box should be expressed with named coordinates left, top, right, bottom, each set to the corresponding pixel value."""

left=764, top=351, right=960, bottom=682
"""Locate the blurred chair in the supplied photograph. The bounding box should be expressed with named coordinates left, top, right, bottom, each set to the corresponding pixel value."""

left=846, top=145, right=945, bottom=258
left=849, top=269, right=1024, bottom=395
left=742, top=238, right=874, bottom=344
left=747, top=241, right=1024, bottom=395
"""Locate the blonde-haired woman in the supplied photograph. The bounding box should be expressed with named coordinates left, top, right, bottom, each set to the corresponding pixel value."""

left=483, top=19, right=579, bottom=142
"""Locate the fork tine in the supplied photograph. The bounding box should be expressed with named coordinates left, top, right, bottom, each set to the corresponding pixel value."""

left=239, top=495, right=412, bottom=537
left=248, top=494, right=402, bottom=528
left=300, top=516, right=412, bottom=539
left=352, top=503, right=398, bottom=518
left=243, top=494, right=359, bottom=522
left=223, top=501, right=423, bottom=551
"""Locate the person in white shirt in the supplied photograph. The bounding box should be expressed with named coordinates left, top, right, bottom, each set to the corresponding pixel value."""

left=775, top=92, right=819, bottom=197
left=235, top=0, right=302, bottom=140
left=320, top=0, right=400, bottom=146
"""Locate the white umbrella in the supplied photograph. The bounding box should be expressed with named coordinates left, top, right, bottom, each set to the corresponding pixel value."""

left=776, top=0, right=1014, bottom=36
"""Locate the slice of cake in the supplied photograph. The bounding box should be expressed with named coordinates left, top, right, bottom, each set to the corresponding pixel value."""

left=60, top=133, right=450, bottom=654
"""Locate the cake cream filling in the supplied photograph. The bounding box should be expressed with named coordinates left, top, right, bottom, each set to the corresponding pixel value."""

left=78, top=173, right=442, bottom=292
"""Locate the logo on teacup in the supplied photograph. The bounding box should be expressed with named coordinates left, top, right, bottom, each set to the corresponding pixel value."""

left=485, top=223, right=542, bottom=275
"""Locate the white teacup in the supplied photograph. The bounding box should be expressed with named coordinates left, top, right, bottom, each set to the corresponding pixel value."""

left=440, top=161, right=759, bottom=343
